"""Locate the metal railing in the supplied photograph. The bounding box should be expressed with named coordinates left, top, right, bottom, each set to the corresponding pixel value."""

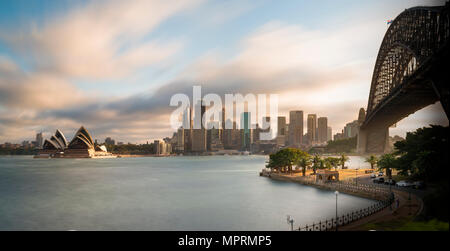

left=297, top=196, right=393, bottom=231
left=294, top=179, right=394, bottom=231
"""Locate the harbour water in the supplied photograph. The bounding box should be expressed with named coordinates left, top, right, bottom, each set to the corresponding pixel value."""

left=0, top=155, right=375, bottom=230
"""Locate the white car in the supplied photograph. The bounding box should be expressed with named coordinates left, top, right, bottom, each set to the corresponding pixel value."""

left=370, top=173, right=377, bottom=178
left=396, top=180, right=412, bottom=187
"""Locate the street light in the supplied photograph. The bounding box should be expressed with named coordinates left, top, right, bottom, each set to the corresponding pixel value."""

left=335, top=191, right=339, bottom=231
left=407, top=170, right=412, bottom=215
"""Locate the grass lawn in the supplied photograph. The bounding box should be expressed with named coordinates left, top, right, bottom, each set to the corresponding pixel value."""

left=361, top=217, right=449, bottom=231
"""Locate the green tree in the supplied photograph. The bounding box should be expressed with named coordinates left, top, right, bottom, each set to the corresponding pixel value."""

left=394, top=125, right=449, bottom=183
left=266, top=148, right=303, bottom=175
left=377, top=153, right=395, bottom=179
left=296, top=153, right=312, bottom=176
left=312, top=155, right=322, bottom=174
left=393, top=125, right=449, bottom=221
left=324, top=157, right=340, bottom=170
left=339, top=153, right=349, bottom=169
left=365, top=155, right=378, bottom=169
left=318, top=158, right=326, bottom=170
left=324, top=136, right=357, bottom=153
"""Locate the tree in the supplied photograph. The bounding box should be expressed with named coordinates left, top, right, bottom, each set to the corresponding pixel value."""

left=339, top=153, right=349, bottom=169
left=297, top=153, right=312, bottom=176
left=324, top=136, right=357, bottom=153
left=266, top=148, right=303, bottom=174
left=377, top=153, right=395, bottom=179
left=318, top=158, right=326, bottom=170
left=324, top=157, right=340, bottom=170
left=312, top=155, right=321, bottom=174
left=365, top=155, right=378, bottom=169
left=392, top=125, right=449, bottom=221
left=394, top=125, right=449, bottom=183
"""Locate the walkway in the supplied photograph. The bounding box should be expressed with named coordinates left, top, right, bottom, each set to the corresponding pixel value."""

left=340, top=176, right=423, bottom=230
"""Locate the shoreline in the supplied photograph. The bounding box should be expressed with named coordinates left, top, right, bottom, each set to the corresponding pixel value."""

left=265, top=173, right=389, bottom=201
left=261, top=171, right=423, bottom=231
left=3, top=152, right=378, bottom=158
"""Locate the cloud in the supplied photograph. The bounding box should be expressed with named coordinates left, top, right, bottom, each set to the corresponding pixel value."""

left=13, top=19, right=382, bottom=142
left=0, top=56, right=19, bottom=75
left=0, top=0, right=204, bottom=142
left=0, top=1, right=447, bottom=143
left=1, top=0, right=200, bottom=80
left=0, top=71, right=90, bottom=110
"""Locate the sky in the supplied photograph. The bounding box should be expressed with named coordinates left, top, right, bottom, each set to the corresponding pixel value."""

left=0, top=0, right=448, bottom=144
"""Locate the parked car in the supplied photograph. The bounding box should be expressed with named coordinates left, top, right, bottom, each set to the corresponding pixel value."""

left=377, top=172, right=384, bottom=177
left=373, top=177, right=385, bottom=184
left=413, top=181, right=425, bottom=189
left=396, top=180, right=413, bottom=187
left=384, top=179, right=396, bottom=185
left=370, top=173, right=377, bottom=178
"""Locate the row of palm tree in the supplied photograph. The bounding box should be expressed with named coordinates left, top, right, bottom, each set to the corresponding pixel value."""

left=266, top=148, right=351, bottom=176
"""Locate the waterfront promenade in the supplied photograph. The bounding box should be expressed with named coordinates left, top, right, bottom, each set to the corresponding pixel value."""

left=260, top=170, right=423, bottom=231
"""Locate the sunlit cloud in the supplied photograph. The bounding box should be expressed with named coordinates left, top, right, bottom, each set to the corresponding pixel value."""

left=1, top=0, right=201, bottom=80
left=0, top=0, right=447, bottom=143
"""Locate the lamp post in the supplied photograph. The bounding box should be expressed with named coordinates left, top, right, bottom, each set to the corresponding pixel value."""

left=335, top=191, right=339, bottom=231
left=407, top=170, right=412, bottom=215
left=286, top=215, right=294, bottom=231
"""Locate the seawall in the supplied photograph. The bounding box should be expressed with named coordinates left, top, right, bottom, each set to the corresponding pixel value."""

left=263, top=172, right=390, bottom=201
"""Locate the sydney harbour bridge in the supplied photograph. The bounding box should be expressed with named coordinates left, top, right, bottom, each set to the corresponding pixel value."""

left=357, top=3, right=450, bottom=153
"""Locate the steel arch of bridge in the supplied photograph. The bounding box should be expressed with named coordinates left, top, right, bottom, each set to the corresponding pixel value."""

left=365, top=5, right=450, bottom=125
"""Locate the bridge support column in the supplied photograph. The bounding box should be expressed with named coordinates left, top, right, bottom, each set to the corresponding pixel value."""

left=357, top=126, right=390, bottom=154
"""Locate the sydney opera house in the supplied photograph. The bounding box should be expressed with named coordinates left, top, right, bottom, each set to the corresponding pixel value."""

left=35, top=126, right=115, bottom=158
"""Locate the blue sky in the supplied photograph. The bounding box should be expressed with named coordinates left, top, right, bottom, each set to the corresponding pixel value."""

left=0, top=0, right=448, bottom=143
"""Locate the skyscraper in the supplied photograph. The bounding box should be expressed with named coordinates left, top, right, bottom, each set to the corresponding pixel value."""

left=176, top=128, right=185, bottom=152
left=344, top=120, right=359, bottom=138
left=277, top=116, right=287, bottom=146
left=327, top=127, right=332, bottom=142
left=307, top=114, right=317, bottom=145
left=318, top=117, right=328, bottom=143
left=241, top=112, right=252, bottom=150
left=288, top=111, right=303, bottom=146
left=183, top=106, right=193, bottom=152
left=35, top=132, right=43, bottom=149
left=191, top=128, right=207, bottom=152
left=191, top=101, right=207, bottom=152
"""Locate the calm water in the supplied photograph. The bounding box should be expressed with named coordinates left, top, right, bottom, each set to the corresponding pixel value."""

left=0, top=155, right=374, bottom=230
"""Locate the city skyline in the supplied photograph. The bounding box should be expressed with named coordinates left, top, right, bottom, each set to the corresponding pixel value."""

left=0, top=0, right=448, bottom=144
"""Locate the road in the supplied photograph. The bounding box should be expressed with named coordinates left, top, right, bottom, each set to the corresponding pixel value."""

left=340, top=175, right=425, bottom=230
left=357, top=175, right=427, bottom=198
